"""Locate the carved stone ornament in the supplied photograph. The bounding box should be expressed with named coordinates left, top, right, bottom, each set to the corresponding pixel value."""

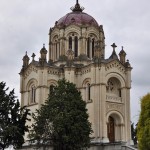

left=106, top=102, right=124, bottom=115
left=66, top=49, right=74, bottom=61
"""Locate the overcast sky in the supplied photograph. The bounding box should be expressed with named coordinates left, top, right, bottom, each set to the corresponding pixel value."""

left=0, top=0, right=150, bottom=124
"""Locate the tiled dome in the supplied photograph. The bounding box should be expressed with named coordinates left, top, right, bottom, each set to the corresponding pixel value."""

left=57, top=12, right=99, bottom=27
left=56, top=3, right=99, bottom=27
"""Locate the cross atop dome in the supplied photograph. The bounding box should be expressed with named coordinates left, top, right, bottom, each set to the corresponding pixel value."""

left=71, top=0, right=84, bottom=12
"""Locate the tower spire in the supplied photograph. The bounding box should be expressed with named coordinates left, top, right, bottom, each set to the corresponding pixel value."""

left=76, top=0, right=79, bottom=4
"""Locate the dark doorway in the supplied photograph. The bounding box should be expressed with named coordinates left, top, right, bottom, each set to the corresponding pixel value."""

left=107, top=116, right=115, bottom=143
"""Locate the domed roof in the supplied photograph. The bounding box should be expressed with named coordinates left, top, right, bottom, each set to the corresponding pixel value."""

left=56, top=2, right=99, bottom=28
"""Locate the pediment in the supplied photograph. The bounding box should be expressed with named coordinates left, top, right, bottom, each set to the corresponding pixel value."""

left=24, top=64, right=38, bottom=78
left=105, top=59, right=125, bottom=74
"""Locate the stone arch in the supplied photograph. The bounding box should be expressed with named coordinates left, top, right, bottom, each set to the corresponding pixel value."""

left=82, top=78, right=91, bottom=102
left=48, top=79, right=57, bottom=87
left=86, top=29, right=99, bottom=39
left=86, top=33, right=98, bottom=58
left=26, top=78, right=38, bottom=91
left=50, top=32, right=60, bottom=61
left=66, top=32, right=79, bottom=39
left=106, top=111, right=124, bottom=124
left=87, top=32, right=98, bottom=40
left=26, top=78, right=38, bottom=104
left=106, top=73, right=125, bottom=88
left=66, top=31, right=79, bottom=57
left=48, top=79, right=57, bottom=95
left=65, top=25, right=81, bottom=36
left=52, top=34, right=59, bottom=42
left=106, top=77, right=121, bottom=97
left=82, top=78, right=91, bottom=87
left=51, top=31, right=60, bottom=41
left=106, top=111, right=124, bottom=142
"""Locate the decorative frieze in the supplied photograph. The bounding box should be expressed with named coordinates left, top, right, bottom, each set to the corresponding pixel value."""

left=48, top=70, right=60, bottom=75
left=105, top=61, right=125, bottom=74
left=81, top=67, right=91, bottom=75
left=24, top=66, right=38, bottom=78
left=106, top=94, right=122, bottom=103
left=106, top=102, right=124, bottom=115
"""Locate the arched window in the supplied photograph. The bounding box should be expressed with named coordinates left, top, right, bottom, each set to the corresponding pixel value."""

left=92, top=39, right=95, bottom=58
left=107, top=116, right=115, bottom=142
left=56, top=42, right=58, bottom=59
left=69, top=36, right=72, bottom=49
left=30, top=84, right=36, bottom=103
left=74, top=36, right=78, bottom=57
left=106, top=77, right=121, bottom=97
left=87, top=83, right=91, bottom=100
left=87, top=37, right=90, bottom=58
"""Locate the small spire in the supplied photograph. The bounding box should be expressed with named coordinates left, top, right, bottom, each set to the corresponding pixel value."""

left=119, top=46, right=126, bottom=55
left=125, top=59, right=131, bottom=68
left=43, top=43, right=45, bottom=48
left=22, top=51, right=30, bottom=68
left=31, top=53, right=36, bottom=61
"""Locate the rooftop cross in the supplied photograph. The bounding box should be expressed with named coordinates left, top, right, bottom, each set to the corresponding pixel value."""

left=111, top=43, right=117, bottom=51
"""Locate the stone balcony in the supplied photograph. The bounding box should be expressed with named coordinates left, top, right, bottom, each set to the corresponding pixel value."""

left=106, top=94, right=122, bottom=103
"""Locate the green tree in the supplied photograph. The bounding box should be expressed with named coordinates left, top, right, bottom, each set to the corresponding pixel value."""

left=0, top=82, right=30, bottom=150
left=30, top=79, right=92, bottom=150
left=137, top=93, right=150, bottom=150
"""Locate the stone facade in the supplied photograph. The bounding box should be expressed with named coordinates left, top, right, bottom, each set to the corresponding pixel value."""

left=20, top=1, right=133, bottom=147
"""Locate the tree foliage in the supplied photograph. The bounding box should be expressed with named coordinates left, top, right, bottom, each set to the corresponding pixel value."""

left=0, top=82, right=30, bottom=150
left=30, top=79, right=92, bottom=150
left=137, top=93, right=150, bottom=150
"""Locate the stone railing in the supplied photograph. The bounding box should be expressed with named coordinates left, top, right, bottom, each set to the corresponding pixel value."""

left=106, top=94, right=122, bottom=102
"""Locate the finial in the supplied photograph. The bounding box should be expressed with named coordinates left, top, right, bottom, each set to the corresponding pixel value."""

left=71, top=0, right=84, bottom=12
left=43, top=43, right=45, bottom=48
left=122, top=46, right=124, bottom=50
left=25, top=51, right=27, bottom=55
left=31, top=53, right=36, bottom=61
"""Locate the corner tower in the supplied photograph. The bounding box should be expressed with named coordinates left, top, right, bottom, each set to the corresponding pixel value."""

left=20, top=1, right=133, bottom=148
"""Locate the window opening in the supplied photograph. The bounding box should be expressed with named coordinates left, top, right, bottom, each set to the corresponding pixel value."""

left=69, top=37, right=72, bottom=49
left=74, top=36, right=78, bottom=57
left=87, top=37, right=90, bottom=58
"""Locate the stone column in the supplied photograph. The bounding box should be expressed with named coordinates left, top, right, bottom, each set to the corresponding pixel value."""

left=125, top=67, right=133, bottom=145
left=100, top=64, right=109, bottom=143
left=49, top=42, right=52, bottom=61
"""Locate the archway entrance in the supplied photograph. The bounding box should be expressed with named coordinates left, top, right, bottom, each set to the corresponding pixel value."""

left=107, top=116, right=115, bottom=142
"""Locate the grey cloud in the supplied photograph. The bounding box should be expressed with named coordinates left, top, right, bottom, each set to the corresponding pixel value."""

left=0, top=0, right=150, bottom=123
